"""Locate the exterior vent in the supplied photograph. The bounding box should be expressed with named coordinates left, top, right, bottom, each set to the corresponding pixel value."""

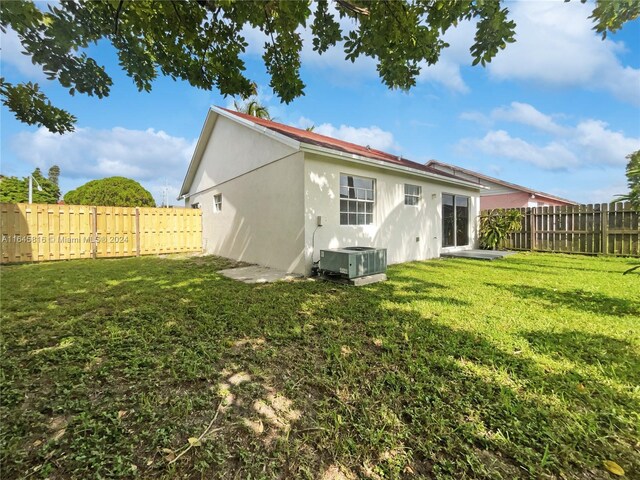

left=319, top=247, right=387, bottom=279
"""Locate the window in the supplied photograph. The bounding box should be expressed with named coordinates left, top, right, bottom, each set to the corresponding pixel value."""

left=442, top=194, right=469, bottom=247
left=213, top=194, right=222, bottom=212
left=404, top=184, right=421, bottom=206
left=191, top=202, right=200, bottom=209
left=340, top=174, right=374, bottom=225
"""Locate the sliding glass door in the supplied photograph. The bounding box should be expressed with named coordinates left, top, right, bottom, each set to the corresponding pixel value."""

left=442, top=194, right=469, bottom=247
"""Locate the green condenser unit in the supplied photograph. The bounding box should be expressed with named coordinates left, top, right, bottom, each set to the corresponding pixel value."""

left=319, top=247, right=387, bottom=279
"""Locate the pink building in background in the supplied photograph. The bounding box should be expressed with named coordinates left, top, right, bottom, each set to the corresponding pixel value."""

left=425, top=160, right=578, bottom=210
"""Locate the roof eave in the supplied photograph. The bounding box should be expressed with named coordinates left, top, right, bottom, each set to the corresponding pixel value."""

left=301, top=144, right=487, bottom=191
left=427, top=159, right=577, bottom=204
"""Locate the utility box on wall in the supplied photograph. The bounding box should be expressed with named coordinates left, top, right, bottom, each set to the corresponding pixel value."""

left=319, top=247, right=387, bottom=279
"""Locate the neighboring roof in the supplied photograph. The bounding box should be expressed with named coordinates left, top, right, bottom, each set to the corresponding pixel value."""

left=425, top=159, right=578, bottom=205
left=179, top=107, right=483, bottom=197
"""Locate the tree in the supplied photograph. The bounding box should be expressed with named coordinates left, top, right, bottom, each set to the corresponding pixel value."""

left=0, top=167, right=61, bottom=203
left=2, top=0, right=637, bottom=134
left=64, top=177, right=155, bottom=207
left=616, top=150, right=640, bottom=208
left=48, top=165, right=60, bottom=186
left=232, top=98, right=272, bottom=120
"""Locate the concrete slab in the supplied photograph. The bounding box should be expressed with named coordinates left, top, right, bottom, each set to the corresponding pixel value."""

left=440, top=249, right=518, bottom=260
left=319, top=273, right=387, bottom=286
left=219, top=266, right=302, bottom=284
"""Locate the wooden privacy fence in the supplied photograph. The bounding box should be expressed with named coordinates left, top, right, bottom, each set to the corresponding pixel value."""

left=0, top=203, right=202, bottom=264
left=488, top=202, right=639, bottom=257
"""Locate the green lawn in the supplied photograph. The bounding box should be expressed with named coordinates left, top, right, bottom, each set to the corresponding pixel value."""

left=1, top=253, right=639, bottom=479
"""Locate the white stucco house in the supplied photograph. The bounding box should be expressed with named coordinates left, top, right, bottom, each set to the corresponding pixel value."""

left=179, top=107, right=483, bottom=275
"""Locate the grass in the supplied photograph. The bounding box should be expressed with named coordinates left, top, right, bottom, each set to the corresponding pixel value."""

left=1, top=252, right=639, bottom=479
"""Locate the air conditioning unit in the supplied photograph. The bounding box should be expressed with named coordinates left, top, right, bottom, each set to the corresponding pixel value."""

left=319, top=247, right=387, bottom=279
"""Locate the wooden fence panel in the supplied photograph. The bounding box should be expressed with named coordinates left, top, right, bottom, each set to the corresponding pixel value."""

left=484, top=202, right=639, bottom=257
left=1, top=203, right=202, bottom=264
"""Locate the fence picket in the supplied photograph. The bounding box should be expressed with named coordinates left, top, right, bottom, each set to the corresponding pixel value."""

left=483, top=203, right=639, bottom=257
left=1, top=203, right=202, bottom=264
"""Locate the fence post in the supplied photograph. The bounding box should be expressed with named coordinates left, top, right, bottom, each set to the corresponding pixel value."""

left=135, top=207, right=141, bottom=256
left=91, top=206, right=97, bottom=259
left=529, top=207, right=537, bottom=251
left=601, top=203, right=609, bottom=255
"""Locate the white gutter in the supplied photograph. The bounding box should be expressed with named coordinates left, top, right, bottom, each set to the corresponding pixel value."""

left=300, top=143, right=488, bottom=191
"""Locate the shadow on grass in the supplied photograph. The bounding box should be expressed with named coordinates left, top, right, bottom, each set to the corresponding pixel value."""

left=375, top=276, right=472, bottom=306
left=521, top=330, right=640, bottom=385
left=1, top=255, right=638, bottom=479
left=486, top=283, right=640, bottom=317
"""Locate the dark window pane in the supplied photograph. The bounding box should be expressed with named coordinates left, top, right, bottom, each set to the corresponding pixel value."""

left=349, top=213, right=356, bottom=225
left=456, top=199, right=469, bottom=246
left=365, top=213, right=373, bottom=224
left=443, top=200, right=455, bottom=247
left=349, top=201, right=357, bottom=212
left=366, top=203, right=373, bottom=213
left=340, top=199, right=347, bottom=212
left=340, top=213, right=348, bottom=225
left=357, top=214, right=365, bottom=225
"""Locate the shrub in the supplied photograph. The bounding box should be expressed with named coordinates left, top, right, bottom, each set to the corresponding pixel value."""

left=480, top=209, right=523, bottom=250
left=64, top=177, right=155, bottom=207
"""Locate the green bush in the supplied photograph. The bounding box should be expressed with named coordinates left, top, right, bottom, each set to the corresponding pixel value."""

left=479, top=209, right=523, bottom=250
left=64, top=177, right=155, bottom=207
left=0, top=167, right=60, bottom=203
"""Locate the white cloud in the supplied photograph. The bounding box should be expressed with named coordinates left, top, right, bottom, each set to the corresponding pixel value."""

left=0, top=28, right=46, bottom=80
left=417, top=20, right=476, bottom=94
left=10, top=127, right=196, bottom=203
left=293, top=116, right=399, bottom=152
left=457, top=103, right=640, bottom=170
left=458, top=130, right=579, bottom=170
left=312, top=122, right=399, bottom=152
left=487, top=0, right=640, bottom=105
left=461, top=102, right=567, bottom=134
left=574, top=119, right=640, bottom=166
left=492, top=102, right=567, bottom=135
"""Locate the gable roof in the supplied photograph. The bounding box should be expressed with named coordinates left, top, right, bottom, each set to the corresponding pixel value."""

left=425, top=159, right=578, bottom=205
left=179, top=107, right=483, bottom=197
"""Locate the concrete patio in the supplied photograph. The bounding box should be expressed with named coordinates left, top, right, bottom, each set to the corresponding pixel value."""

left=440, top=249, right=518, bottom=260
left=218, top=265, right=302, bottom=284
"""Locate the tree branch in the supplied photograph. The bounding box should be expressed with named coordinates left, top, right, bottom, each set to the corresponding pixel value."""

left=335, top=0, right=370, bottom=16
left=113, top=0, right=124, bottom=35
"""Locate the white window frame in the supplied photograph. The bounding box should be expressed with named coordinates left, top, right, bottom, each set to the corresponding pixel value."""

left=339, top=174, right=375, bottom=226
left=213, top=194, right=222, bottom=212
left=404, top=184, right=422, bottom=206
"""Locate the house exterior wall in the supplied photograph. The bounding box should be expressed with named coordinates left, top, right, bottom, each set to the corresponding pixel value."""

left=303, top=152, right=480, bottom=273
left=183, top=116, right=305, bottom=274
left=187, top=114, right=296, bottom=194
left=481, top=192, right=571, bottom=210
left=186, top=152, right=306, bottom=274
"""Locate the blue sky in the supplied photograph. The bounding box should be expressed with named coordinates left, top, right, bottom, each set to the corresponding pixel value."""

left=1, top=1, right=639, bottom=205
